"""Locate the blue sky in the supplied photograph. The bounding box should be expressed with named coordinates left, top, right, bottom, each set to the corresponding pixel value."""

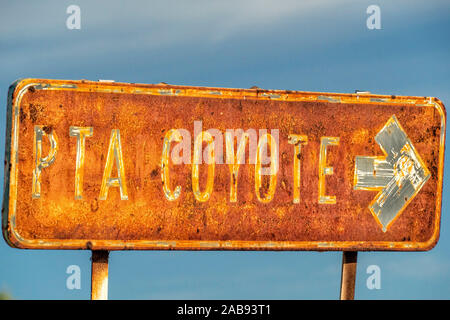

left=0, top=0, right=449, bottom=299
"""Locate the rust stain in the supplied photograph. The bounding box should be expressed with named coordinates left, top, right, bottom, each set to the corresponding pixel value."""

left=91, top=250, right=109, bottom=300
left=1, top=78, right=446, bottom=251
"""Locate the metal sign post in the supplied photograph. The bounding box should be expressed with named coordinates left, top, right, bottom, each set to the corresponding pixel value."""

left=89, top=251, right=358, bottom=300
left=339, top=251, right=358, bottom=300
left=91, top=250, right=109, bottom=300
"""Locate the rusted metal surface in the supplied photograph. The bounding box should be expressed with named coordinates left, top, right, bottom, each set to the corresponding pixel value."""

left=340, top=251, right=358, bottom=300
left=2, top=78, right=446, bottom=251
left=91, top=250, right=109, bottom=300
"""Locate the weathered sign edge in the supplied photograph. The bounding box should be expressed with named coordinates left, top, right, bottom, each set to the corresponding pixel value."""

left=2, top=78, right=446, bottom=251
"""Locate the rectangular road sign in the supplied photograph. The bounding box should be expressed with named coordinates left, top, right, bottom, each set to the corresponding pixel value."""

left=2, top=79, right=446, bottom=251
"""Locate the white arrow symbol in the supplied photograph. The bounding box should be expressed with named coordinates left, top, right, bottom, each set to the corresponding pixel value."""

left=354, top=115, right=430, bottom=232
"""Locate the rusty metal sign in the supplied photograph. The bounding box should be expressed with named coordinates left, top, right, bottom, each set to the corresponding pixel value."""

left=2, top=79, right=446, bottom=251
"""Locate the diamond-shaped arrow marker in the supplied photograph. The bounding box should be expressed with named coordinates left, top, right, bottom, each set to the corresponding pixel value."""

left=354, top=115, right=430, bottom=232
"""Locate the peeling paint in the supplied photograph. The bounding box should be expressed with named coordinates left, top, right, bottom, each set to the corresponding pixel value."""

left=317, top=95, right=341, bottom=103
left=1, top=78, right=445, bottom=251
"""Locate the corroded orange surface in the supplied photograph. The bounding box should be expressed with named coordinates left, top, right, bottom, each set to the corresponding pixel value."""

left=2, top=79, right=446, bottom=250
